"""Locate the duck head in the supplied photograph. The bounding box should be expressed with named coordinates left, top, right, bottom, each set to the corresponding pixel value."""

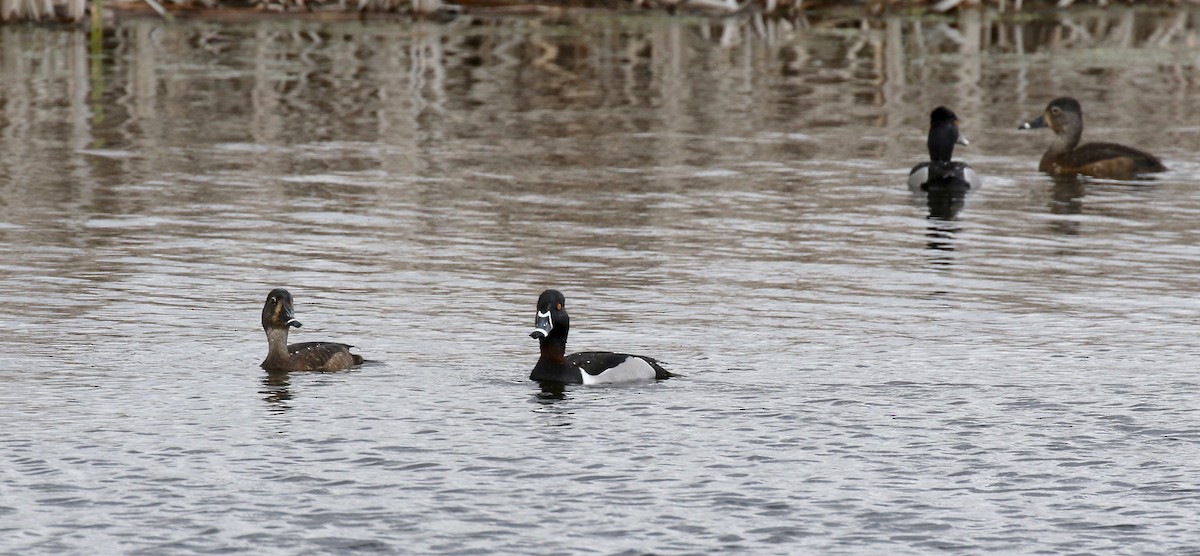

left=1019, top=97, right=1083, bottom=136
left=530, top=289, right=569, bottom=343
left=927, top=106, right=970, bottom=163
left=262, top=288, right=303, bottom=331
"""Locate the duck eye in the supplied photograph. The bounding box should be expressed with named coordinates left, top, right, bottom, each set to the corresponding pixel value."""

left=1050, top=107, right=1060, bottom=115
left=270, top=296, right=276, bottom=303
left=556, top=303, right=563, bottom=311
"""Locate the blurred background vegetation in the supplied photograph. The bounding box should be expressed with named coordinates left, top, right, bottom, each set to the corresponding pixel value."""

left=2, top=0, right=1197, bottom=25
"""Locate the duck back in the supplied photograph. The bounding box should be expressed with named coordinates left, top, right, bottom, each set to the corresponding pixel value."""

left=1042, top=141, right=1166, bottom=178
left=262, top=341, right=362, bottom=372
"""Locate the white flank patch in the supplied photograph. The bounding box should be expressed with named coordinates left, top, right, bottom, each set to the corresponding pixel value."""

left=580, top=357, right=657, bottom=385
left=907, top=166, right=929, bottom=192
left=963, top=167, right=982, bottom=189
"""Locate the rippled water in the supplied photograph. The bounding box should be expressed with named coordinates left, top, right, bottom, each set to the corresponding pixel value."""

left=3, top=8, right=1200, bottom=553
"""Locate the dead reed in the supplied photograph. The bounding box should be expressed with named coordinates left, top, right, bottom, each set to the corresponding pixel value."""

left=0, top=0, right=1195, bottom=26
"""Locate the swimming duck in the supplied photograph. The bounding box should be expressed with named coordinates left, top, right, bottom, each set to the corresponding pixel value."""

left=908, top=106, right=981, bottom=192
left=1019, top=97, right=1166, bottom=179
left=261, top=288, right=363, bottom=372
left=528, top=289, right=672, bottom=385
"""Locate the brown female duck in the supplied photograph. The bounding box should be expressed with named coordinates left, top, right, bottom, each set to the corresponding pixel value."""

left=261, top=288, right=363, bottom=372
left=1019, top=97, right=1166, bottom=179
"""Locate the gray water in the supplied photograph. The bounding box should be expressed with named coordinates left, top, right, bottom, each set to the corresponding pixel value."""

left=2, top=8, right=1200, bottom=554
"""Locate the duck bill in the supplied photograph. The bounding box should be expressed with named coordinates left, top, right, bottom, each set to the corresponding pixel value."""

left=283, top=306, right=302, bottom=328
left=1019, top=114, right=1047, bottom=130
left=956, top=133, right=970, bottom=146
left=530, top=310, right=552, bottom=339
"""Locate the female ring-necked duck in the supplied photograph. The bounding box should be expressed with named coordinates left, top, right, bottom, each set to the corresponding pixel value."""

left=908, top=106, right=981, bottom=192
left=261, top=288, right=363, bottom=372
left=1019, top=97, right=1166, bottom=179
left=528, top=289, right=672, bottom=385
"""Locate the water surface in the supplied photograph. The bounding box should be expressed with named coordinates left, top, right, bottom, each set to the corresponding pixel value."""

left=2, top=9, right=1200, bottom=553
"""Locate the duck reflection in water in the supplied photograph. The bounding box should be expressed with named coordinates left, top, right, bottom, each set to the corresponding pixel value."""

left=535, top=382, right=568, bottom=402
left=1049, top=174, right=1087, bottom=216
left=924, top=184, right=969, bottom=221
left=261, top=371, right=293, bottom=413
left=924, top=212, right=961, bottom=266
left=1044, top=169, right=1157, bottom=235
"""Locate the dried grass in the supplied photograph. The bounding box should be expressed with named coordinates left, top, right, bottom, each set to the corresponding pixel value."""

left=0, top=0, right=1194, bottom=24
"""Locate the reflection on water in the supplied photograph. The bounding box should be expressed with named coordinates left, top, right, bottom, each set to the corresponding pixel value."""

left=924, top=216, right=961, bottom=260
left=912, top=180, right=970, bottom=266
left=3, top=8, right=1200, bottom=554
left=1050, top=174, right=1089, bottom=217
left=534, top=382, right=569, bottom=402
left=923, top=186, right=969, bottom=220
left=261, top=370, right=293, bottom=412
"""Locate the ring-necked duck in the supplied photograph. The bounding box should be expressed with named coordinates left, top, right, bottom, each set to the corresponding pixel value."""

left=908, top=106, right=981, bottom=192
left=1019, top=97, right=1166, bottom=179
left=528, top=289, right=672, bottom=385
left=261, top=288, right=363, bottom=372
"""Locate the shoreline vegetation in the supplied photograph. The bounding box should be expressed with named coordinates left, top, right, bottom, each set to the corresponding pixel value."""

left=1, top=0, right=1196, bottom=25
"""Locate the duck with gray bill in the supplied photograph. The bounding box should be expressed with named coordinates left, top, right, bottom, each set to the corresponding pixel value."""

left=529, top=289, right=672, bottom=385
left=1019, top=96, right=1166, bottom=179
left=261, top=288, right=364, bottom=372
left=908, top=106, right=981, bottom=193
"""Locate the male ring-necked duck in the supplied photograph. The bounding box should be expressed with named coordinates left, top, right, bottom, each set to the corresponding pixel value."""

left=261, top=288, right=363, bottom=372
left=908, top=106, right=981, bottom=192
left=528, top=289, right=672, bottom=385
left=1019, top=97, right=1166, bottom=179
